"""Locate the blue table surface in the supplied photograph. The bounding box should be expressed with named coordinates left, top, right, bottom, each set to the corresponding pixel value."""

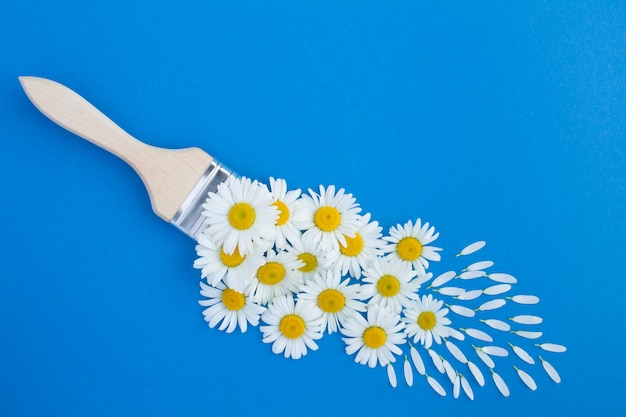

left=1, top=2, right=624, bottom=416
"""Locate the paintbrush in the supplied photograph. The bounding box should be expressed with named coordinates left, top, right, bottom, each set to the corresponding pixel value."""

left=19, top=76, right=233, bottom=240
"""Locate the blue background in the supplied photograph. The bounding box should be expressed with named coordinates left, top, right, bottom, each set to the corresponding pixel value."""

left=1, top=1, right=624, bottom=416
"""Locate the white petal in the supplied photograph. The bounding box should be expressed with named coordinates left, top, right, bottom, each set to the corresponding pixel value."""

left=477, top=299, right=506, bottom=311
left=387, top=363, right=397, bottom=388
left=449, top=304, right=475, bottom=317
left=510, top=344, right=535, bottom=364
left=458, top=270, right=485, bottom=280
left=442, top=359, right=456, bottom=383
left=487, top=273, right=517, bottom=284
left=510, top=315, right=543, bottom=325
left=466, top=260, right=494, bottom=271
left=509, top=294, right=540, bottom=304
left=447, top=328, right=465, bottom=341
left=463, top=328, right=493, bottom=342
left=513, top=330, right=543, bottom=339
left=457, top=241, right=486, bottom=256
left=445, top=340, right=468, bottom=363
left=536, top=343, right=567, bottom=353
left=460, top=375, right=474, bottom=400
left=467, top=361, right=485, bottom=386
left=431, top=271, right=456, bottom=287
left=481, top=346, right=508, bottom=357
left=404, top=357, right=414, bottom=386
left=427, top=348, right=445, bottom=373
left=475, top=348, right=495, bottom=368
left=541, top=357, right=562, bottom=383
left=515, top=367, right=537, bottom=391
left=410, top=345, right=426, bottom=375
left=483, top=284, right=512, bottom=296
left=427, top=375, right=447, bottom=396
left=457, top=290, right=483, bottom=300
left=481, top=319, right=511, bottom=331
left=453, top=374, right=461, bottom=399
left=438, top=287, right=466, bottom=296
left=492, top=370, right=510, bottom=397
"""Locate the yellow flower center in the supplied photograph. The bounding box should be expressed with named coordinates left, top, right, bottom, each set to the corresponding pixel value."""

left=257, top=262, right=286, bottom=285
left=362, top=326, right=387, bottom=348
left=377, top=274, right=401, bottom=297
left=314, top=206, right=341, bottom=232
left=272, top=200, right=290, bottom=225
left=339, top=233, right=364, bottom=257
left=220, top=247, right=245, bottom=267
left=417, top=311, right=437, bottom=330
left=279, top=314, right=306, bottom=339
left=221, top=288, right=246, bottom=311
left=297, top=253, right=318, bottom=272
left=396, top=237, right=423, bottom=261
left=228, top=202, right=256, bottom=230
left=317, top=289, right=346, bottom=313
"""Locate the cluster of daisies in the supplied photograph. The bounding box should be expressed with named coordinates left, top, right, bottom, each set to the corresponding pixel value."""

left=193, top=176, right=565, bottom=398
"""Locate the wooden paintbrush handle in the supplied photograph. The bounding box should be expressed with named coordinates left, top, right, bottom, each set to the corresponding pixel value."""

left=19, top=76, right=213, bottom=221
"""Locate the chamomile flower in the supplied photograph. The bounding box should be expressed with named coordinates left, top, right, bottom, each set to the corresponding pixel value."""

left=403, top=294, right=452, bottom=348
left=382, top=219, right=442, bottom=275
left=341, top=304, right=406, bottom=368
left=202, top=176, right=278, bottom=256
left=328, top=212, right=384, bottom=279
left=287, top=234, right=334, bottom=283
left=249, top=249, right=303, bottom=305
left=260, top=295, right=323, bottom=359
left=193, top=232, right=265, bottom=292
left=297, top=270, right=366, bottom=334
left=360, top=258, right=421, bottom=314
left=268, top=177, right=302, bottom=250
left=198, top=281, right=266, bottom=333
left=292, top=185, right=361, bottom=252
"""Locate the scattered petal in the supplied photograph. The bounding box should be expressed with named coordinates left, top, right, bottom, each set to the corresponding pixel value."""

left=513, top=330, right=543, bottom=340
left=536, top=343, right=567, bottom=353
left=465, top=260, right=494, bottom=271
left=463, top=327, right=493, bottom=342
left=427, top=375, right=447, bottom=396
left=481, top=319, right=511, bottom=331
left=445, top=340, right=468, bottom=363
left=387, top=363, right=397, bottom=388
left=410, top=345, right=426, bottom=375
left=404, top=356, right=414, bottom=386
left=437, top=286, right=466, bottom=296
left=509, top=294, right=540, bottom=304
left=487, top=273, right=517, bottom=284
left=458, top=270, right=486, bottom=280
left=447, top=328, right=466, bottom=341
left=509, top=343, right=535, bottom=364
left=427, top=348, right=445, bottom=373
left=431, top=271, right=456, bottom=288
left=453, top=374, right=461, bottom=399
left=457, top=241, right=486, bottom=257
left=483, top=284, right=512, bottom=296
left=540, top=356, right=562, bottom=383
left=460, top=374, right=475, bottom=400
left=481, top=346, right=509, bottom=357
left=492, top=370, right=510, bottom=397
left=477, top=299, right=506, bottom=311
left=475, top=347, right=496, bottom=368
left=467, top=360, right=485, bottom=386
left=515, top=367, right=537, bottom=391
left=457, top=289, right=483, bottom=300
left=510, top=315, right=543, bottom=325
left=448, top=304, right=476, bottom=317
left=442, top=358, right=457, bottom=383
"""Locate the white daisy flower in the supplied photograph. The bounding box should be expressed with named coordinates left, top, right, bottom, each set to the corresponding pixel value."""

left=382, top=219, right=442, bottom=275
left=286, top=235, right=334, bottom=283
left=341, top=304, right=406, bottom=368
left=403, top=294, right=452, bottom=348
left=297, top=270, right=366, bottom=334
left=260, top=295, right=323, bottom=360
left=193, top=232, right=265, bottom=291
left=202, top=176, right=278, bottom=256
left=291, top=185, right=362, bottom=252
left=328, top=212, right=383, bottom=279
left=268, top=177, right=302, bottom=250
left=249, top=249, right=303, bottom=305
left=198, top=281, right=266, bottom=333
left=360, top=258, right=421, bottom=314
